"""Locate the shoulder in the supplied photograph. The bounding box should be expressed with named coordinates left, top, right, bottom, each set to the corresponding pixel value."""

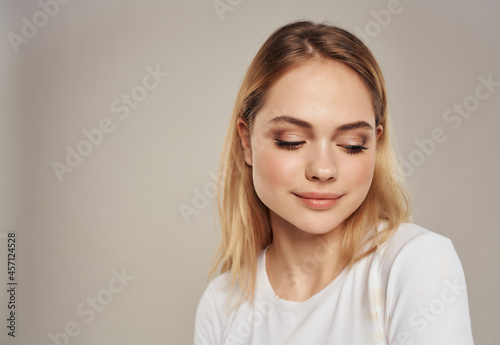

left=194, top=272, right=233, bottom=345
left=376, top=222, right=465, bottom=293
left=383, top=222, right=452, bottom=252
left=378, top=222, right=461, bottom=275
left=195, top=269, right=250, bottom=344
left=364, top=222, right=459, bottom=283
left=196, top=271, right=234, bottom=319
left=377, top=223, right=474, bottom=344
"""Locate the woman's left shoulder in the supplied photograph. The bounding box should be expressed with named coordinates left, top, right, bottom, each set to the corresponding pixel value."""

left=376, top=227, right=474, bottom=343
left=372, top=222, right=468, bottom=288
left=379, top=223, right=458, bottom=262
left=376, top=222, right=468, bottom=291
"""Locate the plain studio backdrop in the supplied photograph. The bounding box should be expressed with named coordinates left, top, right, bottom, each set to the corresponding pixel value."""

left=0, top=0, right=498, bottom=344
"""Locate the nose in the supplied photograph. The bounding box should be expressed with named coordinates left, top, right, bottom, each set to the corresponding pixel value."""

left=305, top=141, right=337, bottom=182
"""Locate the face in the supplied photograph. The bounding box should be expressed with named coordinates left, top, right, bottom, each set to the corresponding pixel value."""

left=238, top=59, right=383, bottom=238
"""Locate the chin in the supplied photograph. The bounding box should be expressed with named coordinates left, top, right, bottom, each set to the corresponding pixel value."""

left=297, top=220, right=345, bottom=235
left=269, top=205, right=352, bottom=236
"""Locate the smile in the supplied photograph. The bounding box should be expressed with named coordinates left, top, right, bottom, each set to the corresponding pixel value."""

left=293, top=192, right=343, bottom=210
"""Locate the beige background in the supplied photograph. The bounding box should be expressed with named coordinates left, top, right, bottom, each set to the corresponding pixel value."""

left=1, top=0, right=498, bottom=344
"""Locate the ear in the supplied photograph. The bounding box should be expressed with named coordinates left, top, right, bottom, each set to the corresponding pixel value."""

left=376, top=124, right=383, bottom=142
left=237, top=118, right=253, bottom=166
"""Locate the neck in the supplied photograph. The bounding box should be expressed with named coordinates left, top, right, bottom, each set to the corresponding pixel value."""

left=265, top=215, right=346, bottom=302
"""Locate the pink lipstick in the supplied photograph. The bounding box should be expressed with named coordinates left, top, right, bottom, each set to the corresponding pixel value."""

left=293, top=192, right=343, bottom=209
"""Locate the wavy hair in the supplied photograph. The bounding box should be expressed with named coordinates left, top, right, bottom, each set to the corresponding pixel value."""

left=209, top=20, right=412, bottom=303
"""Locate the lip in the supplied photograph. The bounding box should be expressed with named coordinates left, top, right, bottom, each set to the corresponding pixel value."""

left=293, top=192, right=343, bottom=209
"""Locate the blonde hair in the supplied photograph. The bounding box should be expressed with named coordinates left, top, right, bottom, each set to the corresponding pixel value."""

left=210, top=20, right=411, bottom=303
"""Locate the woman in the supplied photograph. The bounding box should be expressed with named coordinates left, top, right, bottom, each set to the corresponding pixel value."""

left=194, top=20, right=474, bottom=344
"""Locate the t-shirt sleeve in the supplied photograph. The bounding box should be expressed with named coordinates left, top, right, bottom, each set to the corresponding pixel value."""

left=194, top=284, right=221, bottom=345
left=385, top=232, right=474, bottom=345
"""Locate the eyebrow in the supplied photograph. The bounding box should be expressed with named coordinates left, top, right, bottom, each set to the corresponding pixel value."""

left=268, top=115, right=374, bottom=132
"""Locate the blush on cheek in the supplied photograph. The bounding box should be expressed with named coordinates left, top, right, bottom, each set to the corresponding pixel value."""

left=343, top=157, right=376, bottom=193
left=256, top=149, right=292, bottom=184
left=252, top=148, right=298, bottom=202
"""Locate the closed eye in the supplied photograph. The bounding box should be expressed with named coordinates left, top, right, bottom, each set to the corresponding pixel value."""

left=341, top=145, right=368, bottom=155
left=274, top=140, right=368, bottom=155
left=274, top=140, right=305, bottom=151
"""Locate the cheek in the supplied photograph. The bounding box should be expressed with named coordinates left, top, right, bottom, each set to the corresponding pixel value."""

left=252, top=145, right=300, bottom=194
left=342, top=154, right=376, bottom=192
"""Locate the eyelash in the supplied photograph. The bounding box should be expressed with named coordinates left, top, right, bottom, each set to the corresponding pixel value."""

left=274, top=140, right=368, bottom=155
left=343, top=145, right=368, bottom=155
left=274, top=140, right=305, bottom=151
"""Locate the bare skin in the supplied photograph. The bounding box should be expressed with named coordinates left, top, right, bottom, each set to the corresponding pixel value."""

left=238, top=59, right=383, bottom=302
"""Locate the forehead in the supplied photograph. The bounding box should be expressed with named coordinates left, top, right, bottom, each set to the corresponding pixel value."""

left=255, top=59, right=375, bottom=128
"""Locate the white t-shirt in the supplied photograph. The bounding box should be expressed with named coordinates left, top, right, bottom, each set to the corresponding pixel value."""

left=194, top=223, right=474, bottom=344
